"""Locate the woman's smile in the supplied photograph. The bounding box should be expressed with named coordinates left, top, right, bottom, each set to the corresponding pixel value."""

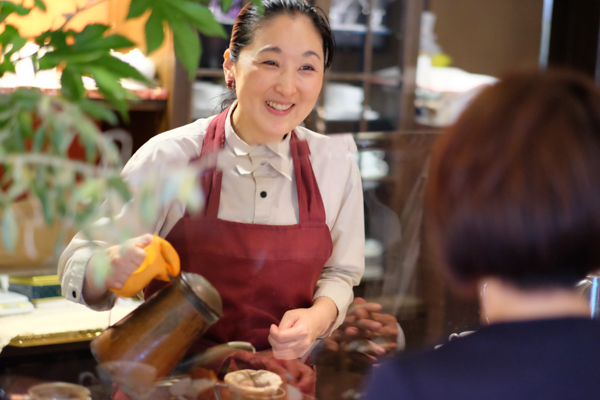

left=266, top=101, right=295, bottom=113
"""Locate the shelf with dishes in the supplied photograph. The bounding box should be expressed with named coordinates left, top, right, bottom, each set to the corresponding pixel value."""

left=318, top=80, right=402, bottom=134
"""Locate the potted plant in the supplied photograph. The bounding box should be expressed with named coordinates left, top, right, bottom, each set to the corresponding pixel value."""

left=0, top=0, right=258, bottom=261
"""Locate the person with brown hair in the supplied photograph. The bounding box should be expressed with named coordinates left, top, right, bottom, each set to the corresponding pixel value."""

left=362, top=69, right=600, bottom=399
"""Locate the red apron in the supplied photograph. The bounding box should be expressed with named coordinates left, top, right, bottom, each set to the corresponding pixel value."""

left=145, top=107, right=333, bottom=351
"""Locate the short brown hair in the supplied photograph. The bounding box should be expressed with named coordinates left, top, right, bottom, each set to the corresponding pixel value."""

left=426, top=69, right=600, bottom=290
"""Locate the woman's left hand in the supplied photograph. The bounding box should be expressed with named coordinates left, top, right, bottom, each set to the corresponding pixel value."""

left=269, top=297, right=337, bottom=360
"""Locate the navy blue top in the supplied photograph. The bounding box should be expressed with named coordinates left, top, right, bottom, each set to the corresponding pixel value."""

left=362, top=318, right=600, bottom=400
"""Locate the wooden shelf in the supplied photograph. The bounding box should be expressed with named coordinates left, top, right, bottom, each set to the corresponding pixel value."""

left=328, top=72, right=402, bottom=87
left=127, top=99, right=168, bottom=112
left=196, top=68, right=226, bottom=78
left=194, top=68, right=401, bottom=87
left=92, top=98, right=168, bottom=112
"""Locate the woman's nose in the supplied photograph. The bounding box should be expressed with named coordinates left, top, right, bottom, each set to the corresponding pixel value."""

left=275, top=70, right=297, bottom=97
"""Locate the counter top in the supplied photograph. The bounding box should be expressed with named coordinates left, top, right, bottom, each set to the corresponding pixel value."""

left=0, top=297, right=140, bottom=353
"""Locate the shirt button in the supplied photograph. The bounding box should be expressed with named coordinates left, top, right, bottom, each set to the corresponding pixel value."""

left=260, top=191, right=267, bottom=198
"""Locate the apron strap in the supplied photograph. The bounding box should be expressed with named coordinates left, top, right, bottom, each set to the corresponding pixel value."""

left=200, top=107, right=229, bottom=220
left=290, top=131, right=327, bottom=223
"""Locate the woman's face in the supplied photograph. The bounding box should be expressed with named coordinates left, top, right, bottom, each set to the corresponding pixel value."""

left=224, top=14, right=325, bottom=145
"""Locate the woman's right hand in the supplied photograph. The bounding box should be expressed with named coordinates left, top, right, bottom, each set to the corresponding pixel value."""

left=82, top=233, right=154, bottom=304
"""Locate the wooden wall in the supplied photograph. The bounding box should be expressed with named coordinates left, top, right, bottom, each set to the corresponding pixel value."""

left=429, top=0, right=544, bottom=76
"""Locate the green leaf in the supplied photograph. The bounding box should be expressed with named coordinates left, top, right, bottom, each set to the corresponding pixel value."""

left=35, top=30, right=64, bottom=47
left=170, top=21, right=201, bottom=81
left=127, top=0, right=153, bottom=19
left=6, top=180, right=28, bottom=202
left=11, top=88, right=40, bottom=110
left=1, top=206, right=18, bottom=253
left=0, top=61, right=15, bottom=77
left=88, top=67, right=129, bottom=119
left=171, top=2, right=227, bottom=38
left=0, top=106, right=14, bottom=123
left=75, top=179, right=105, bottom=203
left=92, top=34, right=135, bottom=51
left=39, top=49, right=106, bottom=69
left=32, top=124, right=45, bottom=152
left=0, top=24, right=18, bottom=46
left=77, top=99, right=118, bottom=125
left=0, top=2, right=30, bottom=17
left=75, top=117, right=100, bottom=163
left=17, top=109, right=33, bottom=139
left=55, top=188, right=68, bottom=216
left=48, top=114, right=73, bottom=154
left=34, top=30, right=51, bottom=46
left=60, top=67, right=86, bottom=101
left=32, top=169, right=46, bottom=197
left=96, top=55, right=151, bottom=85
left=145, top=9, right=165, bottom=54
left=37, top=55, right=62, bottom=70
left=221, top=0, right=234, bottom=13
left=38, top=190, right=54, bottom=225
left=4, top=35, right=27, bottom=59
left=0, top=25, right=27, bottom=59
left=74, top=24, right=110, bottom=45
left=11, top=117, right=26, bottom=152
left=34, top=0, right=46, bottom=12
left=73, top=34, right=135, bottom=52
left=108, top=176, right=132, bottom=202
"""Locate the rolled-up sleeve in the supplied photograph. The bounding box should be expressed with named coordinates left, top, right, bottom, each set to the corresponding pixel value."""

left=58, top=234, right=118, bottom=310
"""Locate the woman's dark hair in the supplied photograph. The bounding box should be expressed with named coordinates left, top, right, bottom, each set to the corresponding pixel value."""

left=229, top=0, right=334, bottom=70
left=426, top=69, right=600, bottom=290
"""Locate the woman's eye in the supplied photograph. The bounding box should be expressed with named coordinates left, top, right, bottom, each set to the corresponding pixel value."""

left=263, top=61, right=277, bottom=66
left=301, top=65, right=316, bottom=71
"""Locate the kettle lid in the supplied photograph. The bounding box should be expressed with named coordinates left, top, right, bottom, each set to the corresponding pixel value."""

left=179, top=272, right=223, bottom=321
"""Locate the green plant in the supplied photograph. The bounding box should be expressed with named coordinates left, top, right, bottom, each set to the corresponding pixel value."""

left=0, top=0, right=256, bottom=254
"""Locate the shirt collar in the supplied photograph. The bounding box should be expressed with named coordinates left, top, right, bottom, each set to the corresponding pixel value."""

left=224, top=101, right=293, bottom=180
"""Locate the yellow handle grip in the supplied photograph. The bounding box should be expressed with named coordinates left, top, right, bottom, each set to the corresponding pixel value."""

left=110, top=234, right=181, bottom=298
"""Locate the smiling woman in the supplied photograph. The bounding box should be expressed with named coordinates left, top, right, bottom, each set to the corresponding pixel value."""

left=222, top=0, right=334, bottom=144
left=59, top=0, right=365, bottom=397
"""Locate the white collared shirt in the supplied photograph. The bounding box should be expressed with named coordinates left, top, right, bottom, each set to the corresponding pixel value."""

left=58, top=103, right=365, bottom=331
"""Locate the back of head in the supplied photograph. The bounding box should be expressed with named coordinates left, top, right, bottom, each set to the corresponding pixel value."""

left=426, top=69, right=600, bottom=291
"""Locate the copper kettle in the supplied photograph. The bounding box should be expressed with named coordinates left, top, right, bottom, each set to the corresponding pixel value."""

left=90, top=272, right=225, bottom=399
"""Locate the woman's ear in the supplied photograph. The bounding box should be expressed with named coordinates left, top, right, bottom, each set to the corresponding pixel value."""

left=223, top=49, right=234, bottom=81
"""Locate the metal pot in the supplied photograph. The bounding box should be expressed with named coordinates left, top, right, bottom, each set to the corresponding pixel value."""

left=90, top=272, right=223, bottom=399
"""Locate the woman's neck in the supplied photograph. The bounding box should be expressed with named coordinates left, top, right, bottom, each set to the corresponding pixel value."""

left=478, top=277, right=590, bottom=325
left=230, top=103, right=285, bottom=146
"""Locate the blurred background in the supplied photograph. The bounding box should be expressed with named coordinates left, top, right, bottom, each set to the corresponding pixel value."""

left=2, top=0, right=600, bottom=398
